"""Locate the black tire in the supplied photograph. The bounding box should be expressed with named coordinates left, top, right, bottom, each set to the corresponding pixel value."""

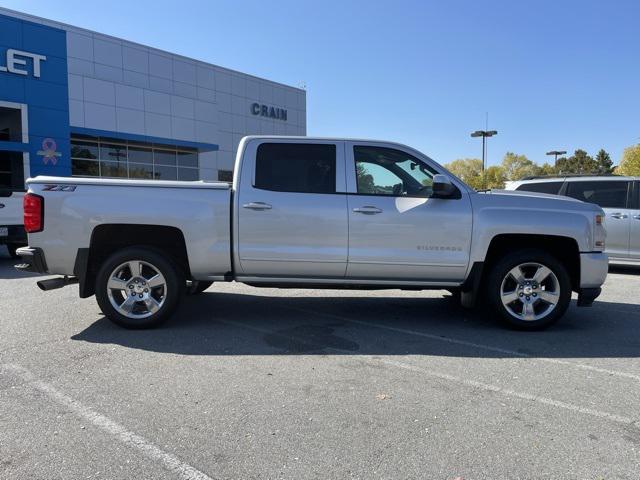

left=186, top=280, right=213, bottom=295
left=95, top=247, right=184, bottom=329
left=487, top=248, right=572, bottom=330
left=444, top=288, right=461, bottom=303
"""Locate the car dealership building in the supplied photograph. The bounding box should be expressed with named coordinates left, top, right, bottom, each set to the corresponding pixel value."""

left=0, top=7, right=306, bottom=189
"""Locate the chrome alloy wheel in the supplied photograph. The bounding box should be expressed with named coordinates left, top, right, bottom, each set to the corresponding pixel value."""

left=499, top=262, right=560, bottom=322
left=106, top=260, right=167, bottom=319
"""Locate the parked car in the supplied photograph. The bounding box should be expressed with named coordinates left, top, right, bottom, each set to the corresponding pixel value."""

left=0, top=188, right=26, bottom=258
left=16, top=137, right=607, bottom=330
left=1, top=142, right=29, bottom=257
left=506, top=175, right=638, bottom=264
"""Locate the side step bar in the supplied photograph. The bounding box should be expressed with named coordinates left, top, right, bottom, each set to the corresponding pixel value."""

left=37, top=276, right=79, bottom=291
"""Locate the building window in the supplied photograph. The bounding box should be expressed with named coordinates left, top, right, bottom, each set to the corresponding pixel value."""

left=0, top=151, right=25, bottom=191
left=70, top=136, right=200, bottom=181
left=0, top=107, right=23, bottom=142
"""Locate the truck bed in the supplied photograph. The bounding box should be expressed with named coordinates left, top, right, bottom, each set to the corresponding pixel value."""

left=25, top=176, right=232, bottom=279
left=28, top=176, right=231, bottom=190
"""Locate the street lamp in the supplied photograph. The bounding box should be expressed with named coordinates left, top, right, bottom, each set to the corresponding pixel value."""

left=470, top=130, right=498, bottom=172
left=546, top=150, right=567, bottom=163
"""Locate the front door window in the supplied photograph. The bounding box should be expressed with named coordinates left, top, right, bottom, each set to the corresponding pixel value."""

left=354, top=146, right=435, bottom=197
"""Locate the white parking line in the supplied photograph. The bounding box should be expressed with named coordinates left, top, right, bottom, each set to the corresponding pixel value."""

left=218, top=319, right=636, bottom=426
left=1, top=364, right=215, bottom=480
left=285, top=306, right=640, bottom=383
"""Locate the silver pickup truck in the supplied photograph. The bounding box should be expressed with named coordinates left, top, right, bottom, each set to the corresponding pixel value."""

left=16, top=136, right=608, bottom=330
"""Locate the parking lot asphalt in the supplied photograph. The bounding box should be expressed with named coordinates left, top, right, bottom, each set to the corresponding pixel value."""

left=1, top=245, right=639, bottom=480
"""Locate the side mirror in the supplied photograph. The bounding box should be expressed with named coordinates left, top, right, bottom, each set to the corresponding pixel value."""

left=431, top=174, right=457, bottom=198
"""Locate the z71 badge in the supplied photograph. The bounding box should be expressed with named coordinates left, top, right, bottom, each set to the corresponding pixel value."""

left=42, top=185, right=77, bottom=192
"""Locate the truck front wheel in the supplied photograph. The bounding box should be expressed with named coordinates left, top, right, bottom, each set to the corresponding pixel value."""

left=95, top=247, right=184, bottom=329
left=487, top=249, right=572, bottom=330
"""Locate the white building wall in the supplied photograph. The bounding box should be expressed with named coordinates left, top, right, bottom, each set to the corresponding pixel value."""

left=65, top=32, right=306, bottom=180
left=0, top=7, right=306, bottom=181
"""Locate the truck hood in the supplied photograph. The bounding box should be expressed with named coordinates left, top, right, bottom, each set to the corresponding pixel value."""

left=473, top=189, right=603, bottom=214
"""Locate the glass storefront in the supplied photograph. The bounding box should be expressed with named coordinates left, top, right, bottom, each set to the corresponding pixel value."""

left=71, top=136, right=199, bottom=181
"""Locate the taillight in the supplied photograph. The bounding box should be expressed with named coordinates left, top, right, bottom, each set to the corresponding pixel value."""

left=24, top=193, right=44, bottom=233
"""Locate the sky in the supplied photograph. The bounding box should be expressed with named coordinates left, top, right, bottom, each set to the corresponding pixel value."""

left=5, top=0, right=640, bottom=167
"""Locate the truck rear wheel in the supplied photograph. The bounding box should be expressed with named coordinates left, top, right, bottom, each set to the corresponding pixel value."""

left=487, top=249, right=571, bottom=330
left=95, top=247, right=184, bottom=329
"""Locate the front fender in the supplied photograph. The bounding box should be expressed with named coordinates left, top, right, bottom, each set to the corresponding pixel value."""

left=470, top=206, right=594, bottom=263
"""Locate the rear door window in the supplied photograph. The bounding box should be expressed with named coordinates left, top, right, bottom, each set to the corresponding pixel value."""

left=515, top=182, right=563, bottom=194
left=565, top=180, right=630, bottom=208
left=255, top=143, right=337, bottom=194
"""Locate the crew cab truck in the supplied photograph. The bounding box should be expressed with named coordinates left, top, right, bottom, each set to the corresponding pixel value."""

left=16, top=136, right=608, bottom=330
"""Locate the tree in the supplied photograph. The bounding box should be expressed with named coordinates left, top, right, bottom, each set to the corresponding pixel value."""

left=615, top=144, right=640, bottom=176
left=484, top=165, right=507, bottom=189
left=501, top=152, right=539, bottom=180
left=445, top=158, right=483, bottom=180
left=444, top=158, right=506, bottom=190
left=444, top=158, right=484, bottom=189
left=594, top=149, right=613, bottom=174
left=538, top=162, right=557, bottom=176
left=356, top=163, right=375, bottom=193
left=555, top=149, right=597, bottom=174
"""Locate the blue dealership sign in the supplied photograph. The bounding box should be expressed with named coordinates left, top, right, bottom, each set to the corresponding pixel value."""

left=0, top=13, right=71, bottom=177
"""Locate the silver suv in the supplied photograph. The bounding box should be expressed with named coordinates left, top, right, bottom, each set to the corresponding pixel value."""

left=506, top=176, right=639, bottom=264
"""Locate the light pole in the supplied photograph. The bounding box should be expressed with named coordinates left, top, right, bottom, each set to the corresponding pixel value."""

left=470, top=130, right=498, bottom=172
left=546, top=150, right=566, bottom=163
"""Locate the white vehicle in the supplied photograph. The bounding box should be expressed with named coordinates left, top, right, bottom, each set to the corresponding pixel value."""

left=506, top=175, right=639, bottom=264
left=16, top=137, right=608, bottom=330
left=0, top=154, right=27, bottom=258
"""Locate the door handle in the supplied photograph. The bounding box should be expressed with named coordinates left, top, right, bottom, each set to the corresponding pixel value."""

left=353, top=206, right=383, bottom=215
left=243, top=202, right=272, bottom=210
left=610, top=213, right=628, bottom=219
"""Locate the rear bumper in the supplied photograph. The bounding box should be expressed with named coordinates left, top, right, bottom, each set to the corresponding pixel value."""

left=0, top=225, right=27, bottom=245
left=14, top=246, right=48, bottom=274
